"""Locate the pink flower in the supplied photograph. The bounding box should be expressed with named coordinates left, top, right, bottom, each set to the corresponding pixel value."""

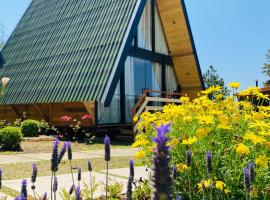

left=81, top=114, right=92, bottom=121
left=61, top=115, right=72, bottom=122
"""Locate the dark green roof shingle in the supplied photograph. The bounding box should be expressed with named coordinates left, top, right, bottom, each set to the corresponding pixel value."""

left=1, top=0, right=139, bottom=104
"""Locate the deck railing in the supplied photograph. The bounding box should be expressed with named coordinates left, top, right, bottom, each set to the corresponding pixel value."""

left=132, top=90, right=182, bottom=133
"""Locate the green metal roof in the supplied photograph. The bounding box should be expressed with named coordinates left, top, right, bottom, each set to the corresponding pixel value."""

left=1, top=0, right=139, bottom=104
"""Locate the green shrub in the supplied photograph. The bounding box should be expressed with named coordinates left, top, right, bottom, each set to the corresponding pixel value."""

left=21, top=119, right=40, bottom=137
left=0, top=126, right=23, bottom=151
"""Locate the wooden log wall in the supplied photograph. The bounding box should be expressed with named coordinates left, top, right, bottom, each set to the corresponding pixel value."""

left=0, top=101, right=96, bottom=126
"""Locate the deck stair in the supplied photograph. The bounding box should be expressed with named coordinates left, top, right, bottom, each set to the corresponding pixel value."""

left=132, top=90, right=182, bottom=134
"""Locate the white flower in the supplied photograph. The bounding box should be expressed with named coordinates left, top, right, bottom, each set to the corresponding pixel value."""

left=2, top=77, right=10, bottom=87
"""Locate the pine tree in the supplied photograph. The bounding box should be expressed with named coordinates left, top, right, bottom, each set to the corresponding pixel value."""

left=203, top=65, right=230, bottom=97
left=262, top=49, right=270, bottom=86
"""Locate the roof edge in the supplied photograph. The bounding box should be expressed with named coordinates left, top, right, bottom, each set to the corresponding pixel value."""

left=101, top=0, right=147, bottom=106
left=181, top=0, right=205, bottom=90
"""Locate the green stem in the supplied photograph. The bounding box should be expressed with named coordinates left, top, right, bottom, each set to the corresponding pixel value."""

left=106, top=161, right=109, bottom=200
left=90, top=171, right=93, bottom=200
left=69, top=160, right=75, bottom=189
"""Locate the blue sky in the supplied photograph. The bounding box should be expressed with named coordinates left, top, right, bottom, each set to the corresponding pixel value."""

left=0, top=0, right=270, bottom=89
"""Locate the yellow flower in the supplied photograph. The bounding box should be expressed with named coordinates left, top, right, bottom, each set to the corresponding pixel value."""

left=167, top=138, right=179, bottom=148
left=196, top=115, right=214, bottom=125
left=216, top=93, right=223, bottom=100
left=255, top=155, right=269, bottom=168
left=196, top=127, right=211, bottom=138
left=244, top=132, right=266, bottom=145
left=215, top=181, right=226, bottom=191
left=180, top=96, right=190, bottom=103
left=182, top=136, right=198, bottom=145
left=176, top=163, right=188, bottom=172
left=217, top=123, right=232, bottom=130
left=228, top=82, right=240, bottom=89
left=234, top=143, right=250, bottom=156
left=197, top=179, right=211, bottom=191
left=250, top=188, right=258, bottom=198
left=134, top=151, right=146, bottom=159
left=256, top=92, right=270, bottom=101
left=132, top=139, right=150, bottom=148
left=224, top=188, right=230, bottom=194
left=133, top=116, right=139, bottom=123
left=249, top=120, right=270, bottom=129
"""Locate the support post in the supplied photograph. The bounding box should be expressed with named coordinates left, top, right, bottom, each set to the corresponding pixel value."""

left=120, top=67, right=126, bottom=124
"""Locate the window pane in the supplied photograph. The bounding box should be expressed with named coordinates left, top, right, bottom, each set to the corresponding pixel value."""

left=97, top=82, right=120, bottom=124
left=138, top=0, right=152, bottom=50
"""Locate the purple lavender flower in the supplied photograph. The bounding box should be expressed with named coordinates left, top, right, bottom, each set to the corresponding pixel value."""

left=58, top=141, right=67, bottom=164
left=151, top=123, right=172, bottom=200
left=176, top=194, right=182, bottom=200
left=87, top=159, right=92, bottom=172
left=31, top=163, right=38, bottom=184
left=14, top=196, right=21, bottom=200
left=75, top=186, right=82, bottom=200
left=186, top=150, right=192, bottom=167
left=126, top=160, right=134, bottom=200
left=104, top=135, right=110, bottom=162
left=243, top=167, right=251, bottom=192
left=42, top=192, right=47, bottom=200
left=0, top=168, right=3, bottom=189
left=67, top=141, right=72, bottom=160
left=51, top=139, right=60, bottom=172
left=126, top=176, right=133, bottom=200
left=129, top=160, right=134, bottom=178
left=69, top=184, right=75, bottom=195
left=206, top=151, right=212, bottom=174
left=249, top=162, right=255, bottom=184
left=21, top=179, right=27, bottom=200
left=53, top=177, right=58, bottom=192
left=77, top=167, right=82, bottom=182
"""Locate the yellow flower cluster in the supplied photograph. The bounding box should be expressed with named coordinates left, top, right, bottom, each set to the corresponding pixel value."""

left=133, top=84, right=270, bottom=197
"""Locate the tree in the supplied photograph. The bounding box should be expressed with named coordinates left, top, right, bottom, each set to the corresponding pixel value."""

left=203, top=65, right=230, bottom=97
left=262, top=49, right=270, bottom=86
left=0, top=22, right=5, bottom=50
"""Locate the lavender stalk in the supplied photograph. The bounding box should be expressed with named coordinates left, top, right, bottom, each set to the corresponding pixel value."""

left=31, top=163, right=38, bottom=200
left=126, top=160, right=134, bottom=200
left=87, top=159, right=93, bottom=200
left=51, top=139, right=60, bottom=199
left=151, top=123, right=172, bottom=200
left=21, top=179, right=27, bottom=200
left=104, top=135, right=110, bottom=200
left=243, top=167, right=251, bottom=200
left=77, top=167, right=82, bottom=188
left=67, top=141, right=75, bottom=193
left=0, top=168, right=3, bottom=189
left=53, top=176, right=58, bottom=200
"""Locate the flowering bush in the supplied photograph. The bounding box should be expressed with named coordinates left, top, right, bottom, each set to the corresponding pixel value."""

left=133, top=84, right=270, bottom=199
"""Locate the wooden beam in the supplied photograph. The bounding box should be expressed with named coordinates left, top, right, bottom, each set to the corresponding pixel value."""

left=34, top=104, right=49, bottom=121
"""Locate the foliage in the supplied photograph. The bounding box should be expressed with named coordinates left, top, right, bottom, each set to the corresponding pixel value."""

left=262, top=49, right=270, bottom=86
left=39, top=119, right=51, bottom=135
left=0, top=126, right=23, bottom=151
left=134, top=84, right=270, bottom=199
left=60, top=180, right=99, bottom=200
left=20, top=119, right=40, bottom=137
left=104, top=178, right=123, bottom=199
left=132, top=179, right=152, bottom=200
left=203, top=65, right=230, bottom=97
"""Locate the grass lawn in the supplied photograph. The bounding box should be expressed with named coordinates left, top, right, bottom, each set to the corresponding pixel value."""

left=1, top=156, right=140, bottom=181
left=0, top=138, right=132, bottom=155
left=1, top=155, right=142, bottom=198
